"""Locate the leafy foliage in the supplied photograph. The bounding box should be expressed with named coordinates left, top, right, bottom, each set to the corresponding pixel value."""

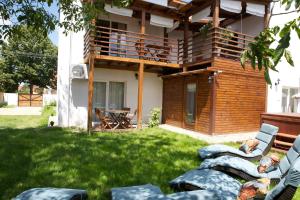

left=241, top=0, right=300, bottom=84
left=0, top=0, right=132, bottom=41
left=148, top=108, right=161, bottom=128
left=0, top=26, right=57, bottom=92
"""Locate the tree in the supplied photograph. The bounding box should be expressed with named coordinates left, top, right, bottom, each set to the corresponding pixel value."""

left=241, top=0, right=300, bottom=84
left=0, top=0, right=132, bottom=41
left=0, top=26, right=57, bottom=94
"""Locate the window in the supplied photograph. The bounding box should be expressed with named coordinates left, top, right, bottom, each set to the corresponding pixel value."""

left=109, top=82, right=125, bottom=110
left=93, top=81, right=125, bottom=113
left=186, top=83, right=197, bottom=124
left=281, top=87, right=299, bottom=113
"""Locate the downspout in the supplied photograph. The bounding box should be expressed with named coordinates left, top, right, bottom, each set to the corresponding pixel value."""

left=67, top=32, right=72, bottom=127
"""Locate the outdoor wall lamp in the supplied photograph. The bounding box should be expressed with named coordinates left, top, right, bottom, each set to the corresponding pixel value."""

left=275, top=78, right=280, bottom=86
left=134, top=73, right=138, bottom=80
left=209, top=70, right=223, bottom=83
left=208, top=75, right=213, bottom=83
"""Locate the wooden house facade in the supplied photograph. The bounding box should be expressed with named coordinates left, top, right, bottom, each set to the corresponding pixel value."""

left=69, top=0, right=271, bottom=133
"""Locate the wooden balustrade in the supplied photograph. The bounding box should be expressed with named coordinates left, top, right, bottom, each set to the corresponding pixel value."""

left=84, top=25, right=181, bottom=64
left=84, top=26, right=255, bottom=67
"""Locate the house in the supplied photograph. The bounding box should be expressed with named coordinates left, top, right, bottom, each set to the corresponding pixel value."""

left=267, top=1, right=300, bottom=114
left=57, top=0, right=271, bottom=134
left=260, top=1, right=300, bottom=151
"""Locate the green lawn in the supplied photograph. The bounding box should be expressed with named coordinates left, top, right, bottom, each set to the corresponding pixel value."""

left=0, top=107, right=299, bottom=199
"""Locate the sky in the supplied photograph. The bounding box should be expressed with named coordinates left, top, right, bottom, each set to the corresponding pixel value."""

left=47, top=2, right=59, bottom=46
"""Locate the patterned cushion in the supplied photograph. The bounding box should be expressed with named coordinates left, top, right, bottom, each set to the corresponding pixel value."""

left=238, top=178, right=270, bottom=200
left=258, top=155, right=280, bottom=173
left=239, top=139, right=259, bottom=154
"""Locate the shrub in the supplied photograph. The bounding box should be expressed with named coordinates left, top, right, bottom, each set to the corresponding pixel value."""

left=48, top=101, right=57, bottom=107
left=0, top=102, right=8, bottom=108
left=148, top=108, right=161, bottom=128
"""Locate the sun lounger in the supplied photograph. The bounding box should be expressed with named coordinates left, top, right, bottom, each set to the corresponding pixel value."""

left=198, top=123, right=279, bottom=161
left=111, top=183, right=234, bottom=200
left=169, top=158, right=300, bottom=200
left=14, top=188, right=88, bottom=200
left=196, top=135, right=300, bottom=182
left=113, top=159, right=300, bottom=200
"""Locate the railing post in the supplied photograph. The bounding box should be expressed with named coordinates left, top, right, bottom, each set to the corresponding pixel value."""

left=183, top=17, right=189, bottom=71
left=212, top=0, right=220, bottom=58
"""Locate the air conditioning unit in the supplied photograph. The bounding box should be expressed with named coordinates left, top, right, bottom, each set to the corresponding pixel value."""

left=71, top=64, right=88, bottom=79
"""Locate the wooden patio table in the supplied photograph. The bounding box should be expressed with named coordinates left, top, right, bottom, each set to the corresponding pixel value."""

left=107, top=110, right=130, bottom=129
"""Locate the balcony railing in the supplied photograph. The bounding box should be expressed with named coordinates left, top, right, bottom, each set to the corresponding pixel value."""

left=84, top=26, right=181, bottom=65
left=84, top=26, right=255, bottom=67
left=179, top=27, right=255, bottom=65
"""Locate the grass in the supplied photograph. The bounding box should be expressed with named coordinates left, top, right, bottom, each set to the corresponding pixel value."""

left=0, top=107, right=298, bottom=199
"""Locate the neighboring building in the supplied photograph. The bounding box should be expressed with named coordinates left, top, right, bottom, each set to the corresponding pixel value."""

left=57, top=0, right=271, bottom=133
left=267, top=2, right=300, bottom=114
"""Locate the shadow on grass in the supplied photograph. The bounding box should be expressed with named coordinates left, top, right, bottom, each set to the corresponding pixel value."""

left=0, top=126, right=207, bottom=199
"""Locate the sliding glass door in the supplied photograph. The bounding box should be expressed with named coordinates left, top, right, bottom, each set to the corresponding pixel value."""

left=93, top=81, right=125, bottom=121
left=109, top=82, right=125, bottom=110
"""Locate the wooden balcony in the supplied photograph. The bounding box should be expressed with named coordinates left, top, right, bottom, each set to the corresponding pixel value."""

left=84, top=26, right=255, bottom=70
left=180, top=27, right=255, bottom=68
left=84, top=26, right=181, bottom=68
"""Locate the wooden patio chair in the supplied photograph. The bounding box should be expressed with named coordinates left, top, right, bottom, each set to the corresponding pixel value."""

left=156, top=46, right=171, bottom=63
left=125, top=109, right=137, bottom=128
left=95, top=108, right=113, bottom=130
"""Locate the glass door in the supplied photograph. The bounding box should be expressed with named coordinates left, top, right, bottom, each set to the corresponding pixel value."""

left=93, top=82, right=107, bottom=121
left=108, top=81, right=125, bottom=110
left=184, top=81, right=197, bottom=129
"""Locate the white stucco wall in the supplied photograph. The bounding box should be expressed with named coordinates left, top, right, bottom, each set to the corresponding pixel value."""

left=228, top=15, right=264, bottom=37
left=57, top=13, right=164, bottom=129
left=267, top=2, right=300, bottom=113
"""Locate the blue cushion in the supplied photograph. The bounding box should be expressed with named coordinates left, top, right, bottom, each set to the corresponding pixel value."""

left=166, top=189, right=236, bottom=200
left=260, top=123, right=279, bottom=136
left=256, top=132, right=273, bottom=144
left=111, top=184, right=163, bottom=200
left=170, top=169, right=241, bottom=196
left=14, top=188, right=87, bottom=200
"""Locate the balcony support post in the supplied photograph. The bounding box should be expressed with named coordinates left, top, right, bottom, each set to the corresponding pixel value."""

left=87, top=54, right=95, bottom=133
left=212, top=0, right=220, bottom=58
left=137, top=9, right=146, bottom=129
left=87, top=19, right=96, bottom=133
left=264, top=4, right=271, bottom=29
left=213, top=0, right=220, bottom=28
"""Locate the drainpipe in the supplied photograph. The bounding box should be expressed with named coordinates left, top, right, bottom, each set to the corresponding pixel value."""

left=67, top=32, right=73, bottom=127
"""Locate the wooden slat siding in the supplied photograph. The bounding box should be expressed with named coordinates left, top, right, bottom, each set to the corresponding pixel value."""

left=162, top=77, right=184, bottom=127
left=162, top=74, right=211, bottom=134
left=211, top=58, right=266, bottom=134
left=261, top=113, right=300, bottom=136
left=195, top=75, right=211, bottom=133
